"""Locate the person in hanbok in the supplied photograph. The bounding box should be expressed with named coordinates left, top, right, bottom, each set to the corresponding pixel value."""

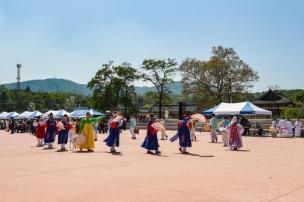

left=278, top=117, right=288, bottom=134
left=295, top=119, right=302, bottom=137
left=210, top=114, right=218, bottom=143
left=78, top=112, right=104, bottom=152
left=225, top=116, right=244, bottom=151
left=44, top=113, right=57, bottom=149
left=287, top=119, right=293, bottom=136
left=36, top=117, right=46, bottom=147
left=190, top=120, right=197, bottom=141
left=141, top=114, right=161, bottom=154
left=177, top=115, right=192, bottom=153
left=57, top=114, right=72, bottom=151
left=160, top=119, right=168, bottom=140
left=104, top=112, right=122, bottom=153
left=129, top=115, right=137, bottom=139
left=221, top=116, right=231, bottom=147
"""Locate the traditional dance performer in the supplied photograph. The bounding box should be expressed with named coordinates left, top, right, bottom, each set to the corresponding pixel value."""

left=36, top=117, right=46, bottom=147
left=189, top=120, right=198, bottom=141
left=210, top=114, right=218, bottom=143
left=177, top=115, right=192, bottom=153
left=160, top=119, right=168, bottom=140
left=129, top=115, right=137, bottom=139
left=141, top=114, right=161, bottom=154
left=104, top=112, right=122, bottom=153
left=295, top=119, right=302, bottom=137
left=57, top=114, right=72, bottom=151
left=78, top=112, right=103, bottom=152
left=219, top=116, right=230, bottom=147
left=225, top=116, right=244, bottom=150
left=44, top=113, right=57, bottom=149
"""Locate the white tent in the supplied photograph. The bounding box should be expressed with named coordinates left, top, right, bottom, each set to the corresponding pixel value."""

left=203, top=102, right=272, bottom=116
left=43, top=110, right=58, bottom=118
left=17, top=111, right=43, bottom=119
left=54, top=110, right=70, bottom=118
left=0, top=112, right=8, bottom=119
left=16, top=111, right=31, bottom=119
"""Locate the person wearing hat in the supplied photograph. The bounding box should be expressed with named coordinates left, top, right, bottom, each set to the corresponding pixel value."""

left=141, top=113, right=161, bottom=154
left=104, top=111, right=123, bottom=153
left=44, top=113, right=57, bottom=149
left=176, top=114, right=192, bottom=153
left=225, top=116, right=244, bottom=150
left=78, top=112, right=104, bottom=152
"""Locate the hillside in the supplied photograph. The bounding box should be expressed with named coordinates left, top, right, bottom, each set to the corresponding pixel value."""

left=3, top=78, right=183, bottom=96
left=3, top=78, right=92, bottom=95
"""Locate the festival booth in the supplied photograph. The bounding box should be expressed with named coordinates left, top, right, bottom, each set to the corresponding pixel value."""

left=0, top=112, right=19, bottom=119
left=202, top=102, right=272, bottom=116
left=70, top=109, right=104, bottom=118
left=43, top=110, right=59, bottom=118
left=0, top=112, right=9, bottom=119
left=17, top=111, right=43, bottom=119
left=202, top=102, right=272, bottom=135
left=54, top=110, right=70, bottom=118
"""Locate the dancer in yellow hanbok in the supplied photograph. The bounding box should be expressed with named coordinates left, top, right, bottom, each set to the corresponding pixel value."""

left=77, top=112, right=103, bottom=152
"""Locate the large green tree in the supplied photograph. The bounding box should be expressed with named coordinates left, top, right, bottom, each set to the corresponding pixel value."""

left=88, top=61, right=139, bottom=114
left=141, top=58, right=177, bottom=118
left=180, top=46, right=259, bottom=105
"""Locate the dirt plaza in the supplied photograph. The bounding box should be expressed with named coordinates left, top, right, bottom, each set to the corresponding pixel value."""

left=0, top=130, right=303, bottom=202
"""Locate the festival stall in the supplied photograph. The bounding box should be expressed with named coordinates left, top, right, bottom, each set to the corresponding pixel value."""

left=54, top=110, right=70, bottom=118
left=17, top=111, right=42, bottom=119
left=202, top=102, right=272, bottom=116
left=0, top=112, right=9, bottom=119
left=70, top=109, right=104, bottom=118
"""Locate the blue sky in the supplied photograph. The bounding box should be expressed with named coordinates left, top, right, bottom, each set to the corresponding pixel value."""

left=0, top=0, right=303, bottom=92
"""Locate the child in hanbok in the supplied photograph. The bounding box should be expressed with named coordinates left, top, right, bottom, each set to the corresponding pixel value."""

left=160, top=119, right=168, bottom=140
left=225, top=116, right=244, bottom=150
left=141, top=114, right=161, bottom=154
left=36, top=118, right=46, bottom=147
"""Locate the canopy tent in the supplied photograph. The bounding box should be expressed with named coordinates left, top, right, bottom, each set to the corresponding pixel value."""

left=6, top=112, right=20, bottom=119
left=17, top=111, right=42, bottom=119
left=54, top=110, right=70, bottom=118
left=70, top=109, right=104, bottom=118
left=16, top=111, right=31, bottom=119
left=0, top=112, right=9, bottom=119
left=43, top=110, right=58, bottom=118
left=202, top=102, right=272, bottom=116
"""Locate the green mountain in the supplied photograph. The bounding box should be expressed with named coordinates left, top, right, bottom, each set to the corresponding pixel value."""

left=3, top=78, right=183, bottom=96
left=3, top=78, right=92, bottom=95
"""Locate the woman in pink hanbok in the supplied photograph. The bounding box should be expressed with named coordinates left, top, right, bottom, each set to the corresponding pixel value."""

left=225, top=116, right=244, bottom=151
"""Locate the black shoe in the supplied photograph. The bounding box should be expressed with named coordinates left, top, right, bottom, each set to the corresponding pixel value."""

left=155, top=151, right=161, bottom=155
left=147, top=150, right=153, bottom=154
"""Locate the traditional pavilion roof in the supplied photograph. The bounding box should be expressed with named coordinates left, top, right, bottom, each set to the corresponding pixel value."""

left=252, top=89, right=292, bottom=105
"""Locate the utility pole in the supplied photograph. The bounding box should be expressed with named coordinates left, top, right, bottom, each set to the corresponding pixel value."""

left=16, top=64, right=21, bottom=111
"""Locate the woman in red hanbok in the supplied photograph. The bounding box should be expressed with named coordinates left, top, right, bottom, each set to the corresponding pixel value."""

left=36, top=118, right=46, bottom=147
left=225, top=116, right=244, bottom=151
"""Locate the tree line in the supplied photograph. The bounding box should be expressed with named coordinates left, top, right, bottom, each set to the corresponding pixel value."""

left=0, top=46, right=264, bottom=116
left=88, top=46, right=259, bottom=117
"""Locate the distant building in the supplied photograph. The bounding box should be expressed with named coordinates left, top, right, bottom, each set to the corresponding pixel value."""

left=252, top=89, right=292, bottom=116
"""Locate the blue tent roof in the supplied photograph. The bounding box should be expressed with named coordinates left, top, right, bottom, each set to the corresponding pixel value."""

left=202, top=102, right=272, bottom=116
left=202, top=105, right=219, bottom=115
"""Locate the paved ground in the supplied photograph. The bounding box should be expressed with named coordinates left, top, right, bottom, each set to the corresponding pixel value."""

left=0, top=130, right=303, bottom=202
